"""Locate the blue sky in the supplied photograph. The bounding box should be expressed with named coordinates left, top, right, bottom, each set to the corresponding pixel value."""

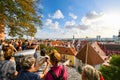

left=35, top=0, right=120, bottom=39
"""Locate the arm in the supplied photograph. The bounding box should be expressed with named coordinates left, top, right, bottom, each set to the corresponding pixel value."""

left=40, top=60, right=50, bottom=79
left=34, top=45, right=39, bottom=51
left=13, top=71, right=18, bottom=77
left=10, top=44, right=17, bottom=52
left=34, top=58, right=46, bottom=71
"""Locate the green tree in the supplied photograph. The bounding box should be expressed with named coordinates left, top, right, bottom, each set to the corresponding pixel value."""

left=39, top=44, right=55, bottom=55
left=0, top=0, right=42, bottom=38
left=100, top=55, right=120, bottom=80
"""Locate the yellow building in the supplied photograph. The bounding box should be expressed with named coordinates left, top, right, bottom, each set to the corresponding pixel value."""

left=55, top=46, right=77, bottom=66
left=63, top=54, right=75, bottom=66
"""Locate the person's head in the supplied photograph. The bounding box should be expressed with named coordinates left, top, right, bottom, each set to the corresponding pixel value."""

left=40, top=49, right=46, bottom=56
left=82, top=65, right=100, bottom=80
left=49, top=49, right=61, bottom=66
left=2, top=45, right=13, bottom=60
left=22, top=56, right=36, bottom=71
left=18, top=47, right=22, bottom=51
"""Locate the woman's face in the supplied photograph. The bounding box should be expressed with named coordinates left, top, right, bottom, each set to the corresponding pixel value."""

left=50, top=59, right=54, bottom=66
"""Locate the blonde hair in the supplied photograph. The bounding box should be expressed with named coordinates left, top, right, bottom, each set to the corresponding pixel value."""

left=82, top=65, right=100, bottom=80
left=49, top=49, right=61, bottom=65
left=22, top=56, right=36, bottom=71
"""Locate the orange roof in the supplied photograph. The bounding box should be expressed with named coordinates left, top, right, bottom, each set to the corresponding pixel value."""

left=80, top=40, right=89, bottom=45
left=51, top=40, right=63, bottom=46
left=76, top=43, right=104, bottom=65
left=91, top=41, right=108, bottom=61
left=92, top=42, right=106, bottom=56
left=55, top=46, right=77, bottom=56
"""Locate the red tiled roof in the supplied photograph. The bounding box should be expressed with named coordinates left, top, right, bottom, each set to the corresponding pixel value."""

left=80, top=40, right=89, bottom=45
left=98, top=43, right=120, bottom=51
left=92, top=41, right=106, bottom=56
left=105, top=44, right=120, bottom=51
left=51, top=40, right=63, bottom=46
left=55, top=46, right=77, bottom=56
left=76, top=43, right=104, bottom=65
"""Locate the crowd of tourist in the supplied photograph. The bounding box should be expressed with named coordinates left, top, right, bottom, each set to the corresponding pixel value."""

left=0, top=39, right=104, bottom=80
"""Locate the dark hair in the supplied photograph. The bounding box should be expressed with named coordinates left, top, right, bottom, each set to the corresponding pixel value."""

left=2, top=45, right=13, bottom=60
left=40, top=49, right=46, bottom=56
left=2, top=45, right=9, bottom=51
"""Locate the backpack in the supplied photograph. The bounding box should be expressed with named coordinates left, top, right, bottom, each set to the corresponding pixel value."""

left=49, top=65, right=64, bottom=80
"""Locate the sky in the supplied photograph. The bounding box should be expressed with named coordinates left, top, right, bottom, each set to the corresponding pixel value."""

left=35, top=0, right=120, bottom=39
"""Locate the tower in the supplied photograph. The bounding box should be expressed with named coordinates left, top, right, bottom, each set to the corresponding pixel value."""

left=96, top=35, right=101, bottom=41
left=118, top=30, right=120, bottom=37
left=72, top=35, right=75, bottom=47
left=118, top=30, right=120, bottom=44
left=72, top=35, right=75, bottom=44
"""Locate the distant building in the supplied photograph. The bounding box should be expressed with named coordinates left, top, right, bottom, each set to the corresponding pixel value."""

left=118, top=30, right=120, bottom=44
left=96, top=35, right=101, bottom=41
left=73, top=35, right=75, bottom=41
left=55, top=46, right=77, bottom=67
left=98, top=43, right=120, bottom=55
left=113, top=35, right=118, bottom=42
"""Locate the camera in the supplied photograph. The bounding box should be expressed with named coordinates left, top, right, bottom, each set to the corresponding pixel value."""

left=45, top=56, right=49, bottom=60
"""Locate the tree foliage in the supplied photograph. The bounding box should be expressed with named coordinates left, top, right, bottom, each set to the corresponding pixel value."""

left=39, top=44, right=55, bottom=55
left=0, top=0, right=42, bottom=37
left=100, top=55, right=120, bottom=80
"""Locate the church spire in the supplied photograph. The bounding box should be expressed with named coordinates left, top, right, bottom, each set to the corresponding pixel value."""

left=118, top=30, right=120, bottom=37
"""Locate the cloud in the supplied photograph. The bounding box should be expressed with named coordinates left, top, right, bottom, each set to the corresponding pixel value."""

left=74, top=11, right=104, bottom=30
left=44, top=19, right=59, bottom=29
left=69, top=12, right=77, bottom=19
left=64, top=11, right=104, bottom=32
left=44, top=19, right=52, bottom=26
left=50, top=10, right=64, bottom=19
left=65, top=20, right=89, bottom=30
left=79, top=11, right=120, bottom=37
left=77, top=24, right=90, bottom=30
left=36, top=11, right=120, bottom=39
left=85, top=11, right=103, bottom=19
left=65, top=20, right=76, bottom=29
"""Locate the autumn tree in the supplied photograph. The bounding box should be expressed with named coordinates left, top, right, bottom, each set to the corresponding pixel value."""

left=0, top=0, right=42, bottom=39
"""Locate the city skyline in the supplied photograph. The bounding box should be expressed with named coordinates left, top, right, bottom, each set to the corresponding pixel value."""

left=35, top=0, right=120, bottom=39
